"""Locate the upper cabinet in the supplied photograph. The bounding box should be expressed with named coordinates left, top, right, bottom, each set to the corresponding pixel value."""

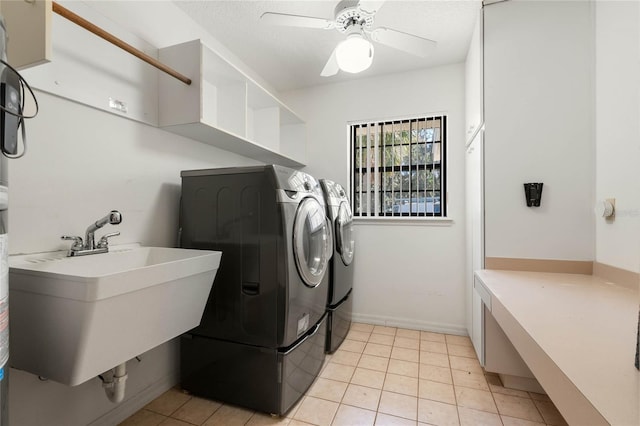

left=158, top=40, right=306, bottom=168
left=483, top=0, right=594, bottom=260
left=464, top=9, right=483, bottom=145
left=2, top=0, right=52, bottom=70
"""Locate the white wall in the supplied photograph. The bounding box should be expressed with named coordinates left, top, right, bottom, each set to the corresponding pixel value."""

left=594, top=0, right=640, bottom=273
left=9, top=91, right=259, bottom=255
left=483, top=0, right=595, bottom=261
left=10, top=342, right=179, bottom=426
left=282, top=64, right=467, bottom=334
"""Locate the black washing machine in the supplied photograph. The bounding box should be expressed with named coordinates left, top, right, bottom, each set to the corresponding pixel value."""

left=179, top=165, right=331, bottom=415
left=320, top=179, right=355, bottom=353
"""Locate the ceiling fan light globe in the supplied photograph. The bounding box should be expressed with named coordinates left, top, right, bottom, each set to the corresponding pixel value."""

left=335, top=35, right=374, bottom=73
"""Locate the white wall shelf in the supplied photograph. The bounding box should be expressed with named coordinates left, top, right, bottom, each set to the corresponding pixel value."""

left=159, top=39, right=306, bottom=168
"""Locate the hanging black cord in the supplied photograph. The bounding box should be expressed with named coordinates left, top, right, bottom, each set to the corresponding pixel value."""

left=0, top=58, right=38, bottom=119
left=0, top=58, right=39, bottom=159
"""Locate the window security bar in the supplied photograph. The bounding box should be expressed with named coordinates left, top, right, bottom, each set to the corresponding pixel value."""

left=350, top=115, right=447, bottom=218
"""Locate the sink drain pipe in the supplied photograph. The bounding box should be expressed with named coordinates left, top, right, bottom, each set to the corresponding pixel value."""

left=101, top=363, right=128, bottom=403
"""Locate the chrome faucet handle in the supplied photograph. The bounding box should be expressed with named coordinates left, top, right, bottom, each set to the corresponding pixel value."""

left=96, top=232, right=120, bottom=249
left=61, top=235, right=83, bottom=249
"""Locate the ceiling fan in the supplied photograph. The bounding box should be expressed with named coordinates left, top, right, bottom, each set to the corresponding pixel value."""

left=261, top=0, right=437, bottom=76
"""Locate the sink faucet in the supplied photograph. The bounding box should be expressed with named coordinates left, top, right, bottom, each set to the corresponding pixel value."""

left=62, top=210, right=122, bottom=257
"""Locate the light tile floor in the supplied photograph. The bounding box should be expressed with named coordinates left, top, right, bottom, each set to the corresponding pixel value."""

left=120, top=323, right=568, bottom=426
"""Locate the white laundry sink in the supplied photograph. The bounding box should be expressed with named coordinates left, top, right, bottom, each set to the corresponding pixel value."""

left=9, top=244, right=221, bottom=386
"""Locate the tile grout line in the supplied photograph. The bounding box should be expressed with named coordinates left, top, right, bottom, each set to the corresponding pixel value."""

left=531, top=395, right=550, bottom=425
left=444, top=337, right=463, bottom=426
left=332, top=350, right=350, bottom=426
left=371, top=327, right=398, bottom=424
left=341, top=325, right=381, bottom=426
left=338, top=331, right=384, bottom=424
left=374, top=328, right=393, bottom=424
left=376, top=327, right=399, bottom=423
left=485, top=376, right=506, bottom=426
left=362, top=325, right=384, bottom=426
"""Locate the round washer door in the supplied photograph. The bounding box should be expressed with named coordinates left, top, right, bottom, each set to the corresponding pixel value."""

left=293, top=197, right=331, bottom=287
left=336, top=201, right=355, bottom=266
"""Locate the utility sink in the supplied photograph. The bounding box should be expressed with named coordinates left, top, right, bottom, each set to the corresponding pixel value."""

left=9, top=244, right=222, bottom=386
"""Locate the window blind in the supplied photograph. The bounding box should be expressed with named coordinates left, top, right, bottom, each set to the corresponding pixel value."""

left=351, top=115, right=446, bottom=217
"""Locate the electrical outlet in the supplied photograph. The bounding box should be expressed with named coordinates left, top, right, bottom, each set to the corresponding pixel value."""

left=108, top=98, right=128, bottom=114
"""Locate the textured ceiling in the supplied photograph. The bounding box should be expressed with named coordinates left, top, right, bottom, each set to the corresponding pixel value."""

left=174, top=0, right=482, bottom=92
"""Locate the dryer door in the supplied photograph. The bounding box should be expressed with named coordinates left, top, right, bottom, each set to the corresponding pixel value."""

left=293, top=197, right=331, bottom=288
left=336, top=201, right=355, bottom=266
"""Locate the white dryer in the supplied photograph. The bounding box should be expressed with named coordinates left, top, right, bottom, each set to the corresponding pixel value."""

left=320, top=179, right=355, bottom=353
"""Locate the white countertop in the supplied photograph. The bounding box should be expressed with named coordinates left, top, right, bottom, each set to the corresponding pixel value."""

left=475, top=270, right=639, bottom=426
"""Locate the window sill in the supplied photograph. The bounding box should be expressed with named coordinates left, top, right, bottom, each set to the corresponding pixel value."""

left=353, top=217, right=454, bottom=226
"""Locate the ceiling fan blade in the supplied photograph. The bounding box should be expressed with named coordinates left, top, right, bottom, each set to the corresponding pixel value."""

left=370, top=27, right=437, bottom=57
left=357, top=0, right=386, bottom=15
left=260, top=12, right=335, bottom=30
left=321, top=49, right=339, bottom=77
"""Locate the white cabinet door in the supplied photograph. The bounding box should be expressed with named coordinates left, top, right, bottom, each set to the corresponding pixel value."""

left=465, top=9, right=483, bottom=144
left=466, top=130, right=484, bottom=364
left=464, top=8, right=484, bottom=344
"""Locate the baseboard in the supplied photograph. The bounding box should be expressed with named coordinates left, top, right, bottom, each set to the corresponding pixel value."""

left=88, top=372, right=179, bottom=426
left=593, top=262, right=639, bottom=291
left=351, top=312, right=468, bottom=336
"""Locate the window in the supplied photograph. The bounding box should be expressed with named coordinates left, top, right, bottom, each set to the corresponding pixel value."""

left=350, top=115, right=446, bottom=218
